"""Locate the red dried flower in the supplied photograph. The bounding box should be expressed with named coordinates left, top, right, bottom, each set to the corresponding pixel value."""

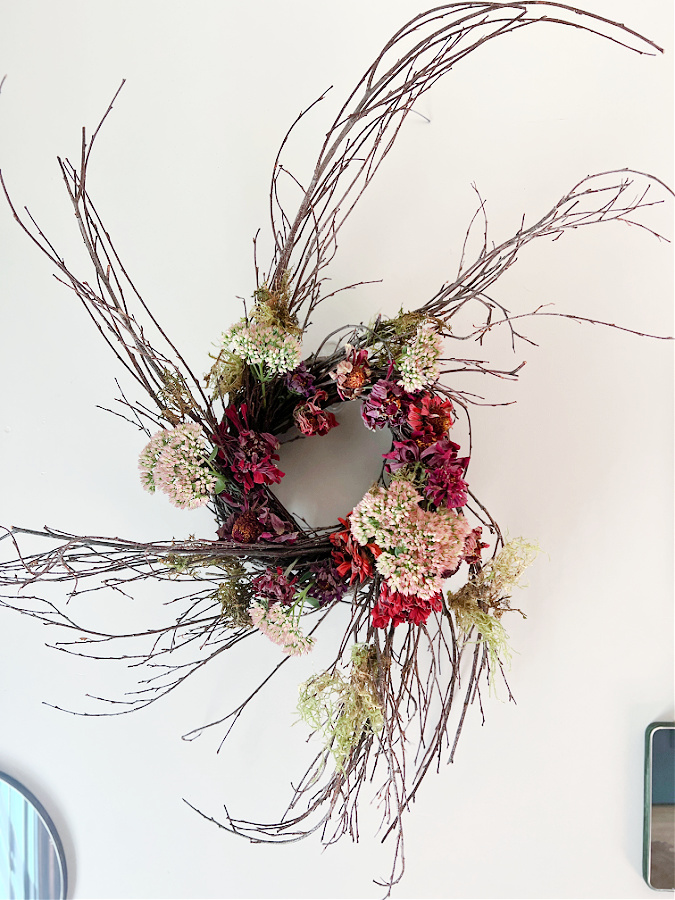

left=330, top=515, right=379, bottom=585
left=215, top=404, right=284, bottom=493
left=371, top=582, right=443, bottom=628
left=252, top=566, right=299, bottom=605
left=361, top=374, right=414, bottom=430
left=407, top=393, right=454, bottom=440
left=462, top=527, right=489, bottom=566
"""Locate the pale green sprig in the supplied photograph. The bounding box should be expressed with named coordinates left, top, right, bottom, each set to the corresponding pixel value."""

left=298, top=644, right=383, bottom=771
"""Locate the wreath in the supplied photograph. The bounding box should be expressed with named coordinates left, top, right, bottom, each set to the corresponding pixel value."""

left=0, top=3, right=671, bottom=895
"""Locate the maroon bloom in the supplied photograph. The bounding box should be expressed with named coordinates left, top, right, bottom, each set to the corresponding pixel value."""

left=252, top=566, right=299, bottom=606
left=420, top=436, right=463, bottom=466
left=293, top=390, right=339, bottom=437
left=284, top=362, right=317, bottom=398
left=361, top=374, right=415, bottom=431
left=215, top=404, right=284, bottom=493
left=382, top=438, right=423, bottom=473
left=371, top=582, right=443, bottom=629
left=462, top=527, right=489, bottom=567
left=423, top=461, right=469, bottom=508
left=306, top=560, right=348, bottom=606
left=217, top=491, right=297, bottom=544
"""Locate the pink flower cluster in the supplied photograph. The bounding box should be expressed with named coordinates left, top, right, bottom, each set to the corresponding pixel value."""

left=250, top=602, right=314, bottom=656
left=139, top=423, right=216, bottom=510
left=350, top=477, right=471, bottom=600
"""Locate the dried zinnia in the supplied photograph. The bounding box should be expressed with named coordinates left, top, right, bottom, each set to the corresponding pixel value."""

left=284, top=361, right=317, bottom=397
left=252, top=566, right=299, bottom=606
left=407, top=393, right=454, bottom=440
left=330, top=345, right=372, bottom=400
left=371, top=582, right=443, bottom=629
left=423, top=459, right=469, bottom=509
left=306, top=560, right=348, bottom=606
left=293, top=390, right=339, bottom=437
left=330, top=516, right=379, bottom=586
left=215, top=404, right=284, bottom=493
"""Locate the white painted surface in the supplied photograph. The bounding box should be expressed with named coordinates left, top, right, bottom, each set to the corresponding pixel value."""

left=0, top=2, right=672, bottom=898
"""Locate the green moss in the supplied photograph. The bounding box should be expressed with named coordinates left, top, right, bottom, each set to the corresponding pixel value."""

left=298, top=643, right=384, bottom=771
left=206, top=347, right=245, bottom=399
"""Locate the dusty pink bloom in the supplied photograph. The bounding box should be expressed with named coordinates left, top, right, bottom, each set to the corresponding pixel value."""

left=293, top=390, right=339, bottom=437
left=250, top=603, right=314, bottom=656
left=139, top=423, right=216, bottom=509
left=351, top=477, right=471, bottom=599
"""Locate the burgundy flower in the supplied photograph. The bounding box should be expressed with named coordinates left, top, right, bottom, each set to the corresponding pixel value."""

left=423, top=461, right=469, bottom=508
left=215, top=404, right=284, bottom=493
left=217, top=491, right=297, bottom=544
left=227, top=508, right=263, bottom=542
left=330, top=345, right=372, bottom=400
left=382, top=439, right=423, bottom=474
left=420, top=436, right=463, bottom=466
left=407, top=393, right=454, bottom=440
left=371, top=582, right=443, bottom=629
left=293, top=390, right=339, bottom=437
left=285, top=362, right=317, bottom=398
left=361, top=375, right=415, bottom=431
left=252, top=566, right=299, bottom=606
left=306, top=560, right=348, bottom=606
left=330, top=516, right=379, bottom=586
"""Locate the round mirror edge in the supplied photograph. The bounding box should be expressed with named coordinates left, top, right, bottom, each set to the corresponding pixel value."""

left=0, top=768, right=69, bottom=900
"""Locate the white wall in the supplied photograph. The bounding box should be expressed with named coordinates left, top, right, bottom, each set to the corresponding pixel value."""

left=0, top=2, right=672, bottom=898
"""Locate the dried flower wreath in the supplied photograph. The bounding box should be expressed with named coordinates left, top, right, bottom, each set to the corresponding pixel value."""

left=0, top=3, right=671, bottom=894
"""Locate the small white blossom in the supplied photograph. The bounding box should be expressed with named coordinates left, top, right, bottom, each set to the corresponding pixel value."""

left=398, top=320, right=443, bottom=392
left=226, top=318, right=302, bottom=377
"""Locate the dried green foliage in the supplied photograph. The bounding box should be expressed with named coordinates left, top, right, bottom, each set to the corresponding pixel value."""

left=159, top=368, right=198, bottom=424
left=216, top=578, right=254, bottom=628
left=206, top=346, right=246, bottom=400
left=298, top=643, right=383, bottom=770
left=253, top=272, right=301, bottom=336
left=447, top=539, right=539, bottom=680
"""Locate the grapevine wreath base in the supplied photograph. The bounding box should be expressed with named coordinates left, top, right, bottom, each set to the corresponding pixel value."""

left=0, top=3, right=672, bottom=894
